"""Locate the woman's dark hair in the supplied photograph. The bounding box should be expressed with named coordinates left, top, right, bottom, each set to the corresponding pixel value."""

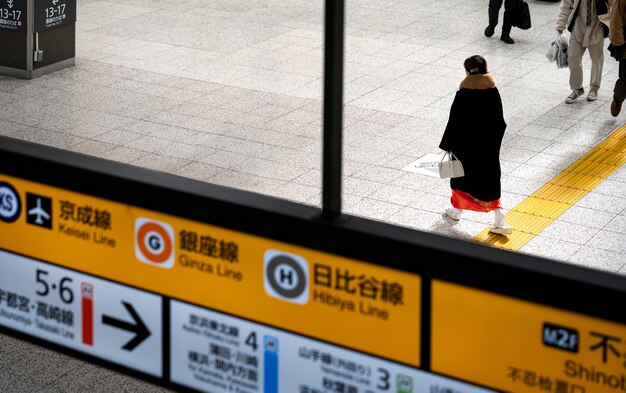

left=464, top=55, right=488, bottom=75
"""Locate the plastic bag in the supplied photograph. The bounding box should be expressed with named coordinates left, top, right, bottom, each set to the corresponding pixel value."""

left=546, top=37, right=559, bottom=62
left=546, top=35, right=568, bottom=68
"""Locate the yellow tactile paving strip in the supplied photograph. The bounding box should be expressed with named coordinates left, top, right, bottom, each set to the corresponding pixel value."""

left=474, top=124, right=626, bottom=251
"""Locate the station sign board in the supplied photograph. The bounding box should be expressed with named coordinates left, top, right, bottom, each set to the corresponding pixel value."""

left=0, top=250, right=162, bottom=376
left=1, top=136, right=625, bottom=392
left=0, top=174, right=421, bottom=367
left=432, top=280, right=626, bottom=393
left=33, top=0, right=76, bottom=32
left=0, top=0, right=26, bottom=32
left=0, top=169, right=491, bottom=392
left=170, top=300, right=489, bottom=393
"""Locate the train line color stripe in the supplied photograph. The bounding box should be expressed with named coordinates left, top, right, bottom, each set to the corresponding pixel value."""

left=474, top=124, right=626, bottom=251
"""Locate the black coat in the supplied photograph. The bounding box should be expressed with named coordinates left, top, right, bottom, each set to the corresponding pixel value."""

left=439, top=75, right=506, bottom=202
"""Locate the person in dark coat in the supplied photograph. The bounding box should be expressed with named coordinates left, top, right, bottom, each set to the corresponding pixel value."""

left=439, top=55, right=513, bottom=235
left=609, top=0, right=626, bottom=116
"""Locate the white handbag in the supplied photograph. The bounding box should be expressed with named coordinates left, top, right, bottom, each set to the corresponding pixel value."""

left=439, top=152, right=464, bottom=178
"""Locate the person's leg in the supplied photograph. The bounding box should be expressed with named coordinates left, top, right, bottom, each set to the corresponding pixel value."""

left=568, top=38, right=585, bottom=90
left=486, top=0, right=503, bottom=37
left=612, top=59, right=626, bottom=116
left=617, top=59, right=626, bottom=101
left=501, top=0, right=516, bottom=38
left=587, top=39, right=605, bottom=93
left=565, top=38, right=586, bottom=103
left=488, top=0, right=503, bottom=27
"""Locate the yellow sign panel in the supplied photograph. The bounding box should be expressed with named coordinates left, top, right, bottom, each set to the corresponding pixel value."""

left=432, top=280, right=626, bottom=392
left=0, top=174, right=421, bottom=366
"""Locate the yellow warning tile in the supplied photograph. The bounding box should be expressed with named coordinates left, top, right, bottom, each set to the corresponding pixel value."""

left=585, top=162, right=610, bottom=177
left=587, top=163, right=615, bottom=177
left=535, top=201, right=568, bottom=218
left=584, top=149, right=605, bottom=162
left=584, top=161, right=609, bottom=176
left=506, top=210, right=528, bottom=219
left=599, top=137, right=620, bottom=149
left=509, top=205, right=528, bottom=217
left=527, top=217, right=552, bottom=235
left=606, top=153, right=626, bottom=166
left=534, top=185, right=557, bottom=200
left=614, top=126, right=626, bottom=138
left=568, top=159, right=594, bottom=174
left=514, top=216, right=547, bottom=234
left=595, top=149, right=617, bottom=163
left=531, top=184, right=554, bottom=199
left=507, top=212, right=534, bottom=228
left=545, top=186, right=571, bottom=203
left=542, top=186, right=585, bottom=204
left=550, top=171, right=574, bottom=186
left=577, top=161, right=602, bottom=176
left=527, top=198, right=552, bottom=214
left=598, top=164, right=619, bottom=178
left=473, top=231, right=491, bottom=242
left=542, top=202, right=571, bottom=220
left=475, top=124, right=626, bottom=251
left=578, top=175, right=603, bottom=191
left=558, top=188, right=588, bottom=205
left=474, top=232, right=509, bottom=247
left=506, top=232, right=536, bottom=252
left=567, top=172, right=587, bottom=185
left=513, top=198, right=542, bottom=214
left=602, top=137, right=626, bottom=151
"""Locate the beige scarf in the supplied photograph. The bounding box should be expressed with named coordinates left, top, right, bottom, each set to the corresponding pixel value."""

left=459, top=73, right=497, bottom=89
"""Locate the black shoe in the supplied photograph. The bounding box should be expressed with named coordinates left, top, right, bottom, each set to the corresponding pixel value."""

left=484, top=25, right=495, bottom=37
left=611, top=100, right=622, bottom=117
left=500, top=35, right=514, bottom=44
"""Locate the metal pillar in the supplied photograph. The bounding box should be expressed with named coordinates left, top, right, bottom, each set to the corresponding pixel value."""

left=322, top=0, right=345, bottom=220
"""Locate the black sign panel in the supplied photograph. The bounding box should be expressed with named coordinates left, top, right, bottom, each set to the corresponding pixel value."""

left=34, top=0, right=75, bottom=32
left=0, top=0, right=26, bottom=32
left=542, top=322, right=580, bottom=353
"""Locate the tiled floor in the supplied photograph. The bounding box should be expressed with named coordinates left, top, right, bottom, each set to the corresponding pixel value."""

left=0, top=0, right=625, bottom=390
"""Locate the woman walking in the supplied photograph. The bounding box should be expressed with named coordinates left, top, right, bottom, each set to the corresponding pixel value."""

left=440, top=55, right=513, bottom=235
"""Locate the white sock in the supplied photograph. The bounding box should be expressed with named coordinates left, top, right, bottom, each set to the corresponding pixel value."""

left=494, top=208, right=506, bottom=227
left=449, top=207, right=463, bottom=214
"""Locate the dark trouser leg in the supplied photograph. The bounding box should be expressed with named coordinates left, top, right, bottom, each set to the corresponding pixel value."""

left=614, top=59, right=626, bottom=104
left=501, top=0, right=516, bottom=36
left=488, top=0, right=503, bottom=27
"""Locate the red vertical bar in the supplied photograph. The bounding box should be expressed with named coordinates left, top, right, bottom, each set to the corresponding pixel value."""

left=81, top=282, right=93, bottom=346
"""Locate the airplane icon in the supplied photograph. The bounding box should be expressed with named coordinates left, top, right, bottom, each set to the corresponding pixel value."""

left=28, top=198, right=50, bottom=225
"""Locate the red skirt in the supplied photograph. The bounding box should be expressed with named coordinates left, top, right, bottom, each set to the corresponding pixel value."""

left=451, top=190, right=502, bottom=212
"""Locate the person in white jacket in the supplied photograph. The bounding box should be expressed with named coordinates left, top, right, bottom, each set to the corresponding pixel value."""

left=555, top=0, right=611, bottom=103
